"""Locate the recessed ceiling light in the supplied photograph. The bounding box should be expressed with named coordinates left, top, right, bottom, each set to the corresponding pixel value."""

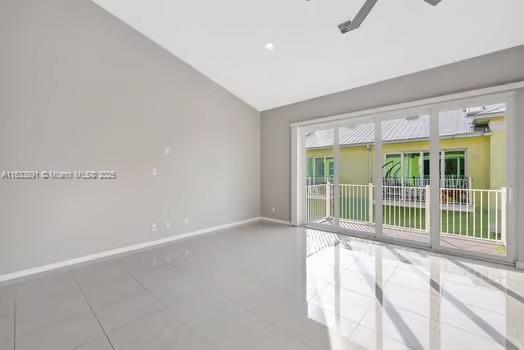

left=264, top=42, right=275, bottom=51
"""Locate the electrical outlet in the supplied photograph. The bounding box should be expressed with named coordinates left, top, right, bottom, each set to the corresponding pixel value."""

left=164, top=147, right=171, bottom=157
left=151, top=223, right=157, bottom=232
left=152, top=168, right=157, bottom=176
left=272, top=208, right=276, bottom=213
left=184, top=218, right=189, bottom=225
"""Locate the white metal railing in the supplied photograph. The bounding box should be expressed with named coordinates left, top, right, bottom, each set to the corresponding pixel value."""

left=340, top=184, right=374, bottom=224
left=306, top=182, right=507, bottom=244
left=306, top=176, right=334, bottom=186
left=383, top=185, right=430, bottom=231
left=383, top=185, right=427, bottom=206
left=440, top=188, right=506, bottom=243
left=383, top=176, right=472, bottom=189
left=306, top=184, right=329, bottom=223
left=310, top=176, right=471, bottom=187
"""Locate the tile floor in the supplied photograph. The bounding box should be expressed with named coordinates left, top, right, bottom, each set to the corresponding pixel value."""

left=1, top=222, right=523, bottom=350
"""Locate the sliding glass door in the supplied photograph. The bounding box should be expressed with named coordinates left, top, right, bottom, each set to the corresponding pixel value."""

left=379, top=113, right=432, bottom=246
left=304, top=118, right=377, bottom=236
left=300, top=93, right=515, bottom=263
left=437, top=102, right=511, bottom=259
left=304, top=127, right=336, bottom=229
left=337, top=119, right=376, bottom=236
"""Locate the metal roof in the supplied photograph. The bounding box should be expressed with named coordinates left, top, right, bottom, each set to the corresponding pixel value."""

left=306, top=106, right=505, bottom=149
left=467, top=103, right=506, bottom=117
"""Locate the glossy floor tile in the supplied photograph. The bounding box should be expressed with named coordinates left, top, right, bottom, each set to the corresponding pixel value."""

left=1, top=222, right=524, bottom=349
left=0, top=288, right=15, bottom=350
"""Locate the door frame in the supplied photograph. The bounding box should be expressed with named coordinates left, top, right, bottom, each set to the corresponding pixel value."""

left=291, top=84, right=518, bottom=265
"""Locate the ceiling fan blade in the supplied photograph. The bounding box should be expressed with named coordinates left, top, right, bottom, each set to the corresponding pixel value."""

left=338, top=0, right=378, bottom=34
left=338, top=0, right=441, bottom=34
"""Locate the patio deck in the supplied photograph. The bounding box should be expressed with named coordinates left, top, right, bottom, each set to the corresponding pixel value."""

left=312, top=218, right=506, bottom=256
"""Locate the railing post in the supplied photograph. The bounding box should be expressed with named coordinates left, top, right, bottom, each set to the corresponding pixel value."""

left=467, top=177, right=473, bottom=204
left=501, top=187, right=507, bottom=245
left=425, top=185, right=431, bottom=232
left=368, top=183, right=373, bottom=224
left=325, top=182, right=331, bottom=218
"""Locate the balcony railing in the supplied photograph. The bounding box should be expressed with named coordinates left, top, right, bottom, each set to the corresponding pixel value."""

left=306, top=182, right=507, bottom=245
left=306, top=176, right=335, bottom=186
left=383, top=176, right=472, bottom=189
left=308, top=176, right=472, bottom=189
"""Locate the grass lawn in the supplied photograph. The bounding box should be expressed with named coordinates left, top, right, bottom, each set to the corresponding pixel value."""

left=308, top=197, right=501, bottom=240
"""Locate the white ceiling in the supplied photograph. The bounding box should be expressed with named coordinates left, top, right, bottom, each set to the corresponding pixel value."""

left=92, top=0, right=524, bottom=111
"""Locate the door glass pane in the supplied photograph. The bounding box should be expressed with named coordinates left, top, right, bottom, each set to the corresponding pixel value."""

left=337, top=119, right=375, bottom=235
left=403, top=153, right=421, bottom=184
left=381, top=114, right=431, bottom=245
left=439, top=104, right=508, bottom=257
left=326, top=157, right=335, bottom=180
left=315, top=158, right=325, bottom=179
left=423, top=153, right=430, bottom=177
left=305, top=128, right=335, bottom=228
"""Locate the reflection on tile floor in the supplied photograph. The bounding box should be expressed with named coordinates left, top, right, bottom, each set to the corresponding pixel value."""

left=1, top=222, right=524, bottom=349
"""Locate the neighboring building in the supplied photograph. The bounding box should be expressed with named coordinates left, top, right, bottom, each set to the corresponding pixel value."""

left=305, top=105, right=506, bottom=190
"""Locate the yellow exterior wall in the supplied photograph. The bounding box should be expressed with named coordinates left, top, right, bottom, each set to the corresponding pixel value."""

left=306, top=135, right=495, bottom=189
left=489, top=117, right=507, bottom=189
left=441, top=137, right=491, bottom=189
left=307, top=146, right=372, bottom=185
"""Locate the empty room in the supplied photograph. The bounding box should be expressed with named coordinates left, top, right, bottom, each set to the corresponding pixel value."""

left=1, top=0, right=524, bottom=349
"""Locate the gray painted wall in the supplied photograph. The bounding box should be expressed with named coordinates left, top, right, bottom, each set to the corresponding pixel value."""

left=0, top=0, right=260, bottom=275
left=261, top=46, right=524, bottom=261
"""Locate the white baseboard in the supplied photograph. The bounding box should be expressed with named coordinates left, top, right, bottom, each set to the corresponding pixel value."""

left=260, top=217, right=292, bottom=225
left=0, top=216, right=262, bottom=283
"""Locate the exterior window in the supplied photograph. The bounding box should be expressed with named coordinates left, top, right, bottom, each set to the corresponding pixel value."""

left=384, top=150, right=466, bottom=179
left=306, top=158, right=314, bottom=178
left=307, top=156, right=335, bottom=184
left=326, top=157, right=335, bottom=177
left=403, top=153, right=421, bottom=178
left=444, top=151, right=465, bottom=177
left=423, top=153, right=430, bottom=177
left=314, top=158, right=325, bottom=178
left=384, top=154, right=401, bottom=178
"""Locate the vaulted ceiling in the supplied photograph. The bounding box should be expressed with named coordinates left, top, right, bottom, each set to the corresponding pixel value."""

left=92, top=0, right=524, bottom=111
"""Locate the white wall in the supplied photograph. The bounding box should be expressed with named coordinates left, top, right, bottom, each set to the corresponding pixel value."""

left=0, top=0, right=260, bottom=275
